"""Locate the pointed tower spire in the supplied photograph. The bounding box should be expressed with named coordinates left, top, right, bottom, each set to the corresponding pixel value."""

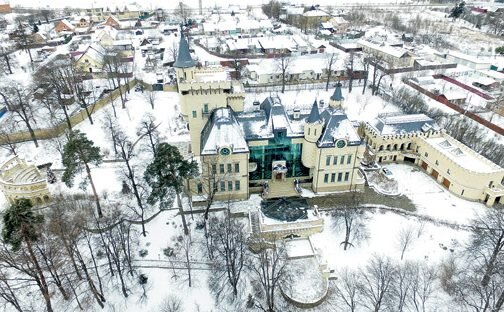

left=307, top=100, right=321, bottom=123
left=330, top=82, right=344, bottom=102
left=174, top=29, right=196, bottom=68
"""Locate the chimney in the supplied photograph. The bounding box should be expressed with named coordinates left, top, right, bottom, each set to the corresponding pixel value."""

left=253, top=100, right=260, bottom=111
left=293, top=108, right=300, bottom=120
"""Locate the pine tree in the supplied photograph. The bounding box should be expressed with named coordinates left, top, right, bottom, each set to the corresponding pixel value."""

left=46, top=168, right=56, bottom=184
left=144, top=143, right=198, bottom=235
left=2, top=199, right=53, bottom=312
left=62, top=130, right=104, bottom=217
left=33, top=24, right=39, bottom=33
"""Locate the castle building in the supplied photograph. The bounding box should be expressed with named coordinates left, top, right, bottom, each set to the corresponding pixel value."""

left=0, top=156, right=51, bottom=206
left=363, top=113, right=504, bottom=206
left=174, top=33, right=365, bottom=200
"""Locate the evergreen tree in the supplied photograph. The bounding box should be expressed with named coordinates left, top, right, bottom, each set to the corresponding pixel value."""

left=46, top=168, right=56, bottom=184
left=33, top=24, right=39, bottom=33
left=144, top=143, right=198, bottom=235
left=2, top=199, right=53, bottom=312
left=449, top=1, right=466, bottom=20
left=62, top=130, right=104, bottom=217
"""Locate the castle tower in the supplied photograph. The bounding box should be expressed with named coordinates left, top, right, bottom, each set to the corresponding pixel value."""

left=302, top=100, right=323, bottom=169
left=329, top=82, right=344, bottom=109
left=173, top=30, right=196, bottom=84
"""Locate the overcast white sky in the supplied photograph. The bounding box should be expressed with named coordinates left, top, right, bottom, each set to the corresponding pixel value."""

left=7, top=0, right=402, bottom=10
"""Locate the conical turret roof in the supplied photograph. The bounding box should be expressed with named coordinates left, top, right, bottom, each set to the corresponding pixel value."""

left=174, top=30, right=196, bottom=68
left=330, top=82, right=344, bottom=101
left=307, top=100, right=321, bottom=123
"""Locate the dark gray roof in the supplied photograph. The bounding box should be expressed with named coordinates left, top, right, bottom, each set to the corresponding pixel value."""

left=306, top=100, right=321, bottom=123
left=371, top=113, right=439, bottom=135
left=330, top=82, right=344, bottom=101
left=173, top=32, right=196, bottom=68
left=318, top=107, right=361, bottom=148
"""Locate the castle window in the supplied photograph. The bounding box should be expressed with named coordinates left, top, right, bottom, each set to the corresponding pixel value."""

left=435, top=160, right=439, bottom=165
left=235, top=180, right=241, bottom=191
left=331, top=173, right=336, bottom=183
left=447, top=169, right=451, bottom=175
left=424, top=152, right=428, bottom=157
left=235, top=163, right=240, bottom=173
left=212, top=164, right=217, bottom=174
left=192, top=110, right=197, bottom=118
left=220, top=164, right=225, bottom=174
left=347, top=155, right=352, bottom=165
left=227, top=164, right=232, bottom=173
left=333, top=156, right=338, bottom=165
left=326, top=156, right=331, bottom=166
left=338, top=172, right=343, bottom=182
left=228, top=181, right=233, bottom=191
left=344, top=172, right=349, bottom=181
left=340, top=155, right=345, bottom=165
left=204, top=104, right=209, bottom=113
left=324, top=174, right=329, bottom=183
left=308, top=128, right=311, bottom=136
left=197, top=183, right=203, bottom=194
left=314, top=129, right=317, bottom=136
left=220, top=181, right=225, bottom=192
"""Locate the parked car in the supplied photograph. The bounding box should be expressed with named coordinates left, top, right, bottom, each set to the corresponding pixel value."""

left=382, top=167, right=393, bottom=177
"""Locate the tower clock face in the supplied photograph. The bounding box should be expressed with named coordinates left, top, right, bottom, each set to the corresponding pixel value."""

left=220, top=147, right=231, bottom=156
left=336, top=140, right=346, bottom=148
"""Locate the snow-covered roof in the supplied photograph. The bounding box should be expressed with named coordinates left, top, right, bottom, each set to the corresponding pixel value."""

left=318, top=107, right=361, bottom=148
left=320, top=22, right=333, bottom=29
left=443, top=90, right=467, bottom=101
left=425, top=136, right=502, bottom=173
left=447, top=51, right=491, bottom=65
left=58, top=19, right=75, bottom=31
left=303, top=10, right=328, bottom=17
left=200, top=108, right=249, bottom=155
left=358, top=39, right=411, bottom=59
left=285, top=7, right=305, bottom=15
left=478, top=70, right=504, bottom=81
left=331, top=16, right=348, bottom=25
left=369, top=113, right=439, bottom=136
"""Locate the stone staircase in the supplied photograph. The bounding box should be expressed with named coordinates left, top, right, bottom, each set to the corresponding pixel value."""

left=250, top=211, right=260, bottom=234
left=265, top=180, right=300, bottom=199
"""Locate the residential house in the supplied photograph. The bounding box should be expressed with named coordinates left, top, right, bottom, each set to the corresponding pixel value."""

left=358, top=39, right=416, bottom=68
left=94, top=26, right=118, bottom=46
left=330, top=16, right=349, bottom=33
left=55, top=19, right=75, bottom=33
left=75, top=43, right=107, bottom=73
left=103, top=15, right=121, bottom=29
left=0, top=2, right=12, bottom=13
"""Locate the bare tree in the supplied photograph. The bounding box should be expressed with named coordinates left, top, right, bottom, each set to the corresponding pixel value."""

left=208, top=210, right=248, bottom=300
left=409, top=261, right=438, bottom=312
left=398, top=227, right=415, bottom=261
left=0, top=84, right=38, bottom=147
left=113, top=128, right=149, bottom=236
left=159, top=295, right=183, bottom=312
left=333, top=268, right=361, bottom=311
left=360, top=254, right=396, bottom=312
left=346, top=52, right=355, bottom=93
left=332, top=193, right=367, bottom=251
left=249, top=241, right=289, bottom=312
left=136, top=113, right=161, bottom=156
left=275, top=53, right=291, bottom=93
left=0, top=119, right=19, bottom=156
left=469, top=209, right=504, bottom=288
left=143, top=88, right=157, bottom=110
left=174, top=231, right=194, bottom=287
left=325, top=53, right=337, bottom=91
left=0, top=46, right=15, bottom=75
